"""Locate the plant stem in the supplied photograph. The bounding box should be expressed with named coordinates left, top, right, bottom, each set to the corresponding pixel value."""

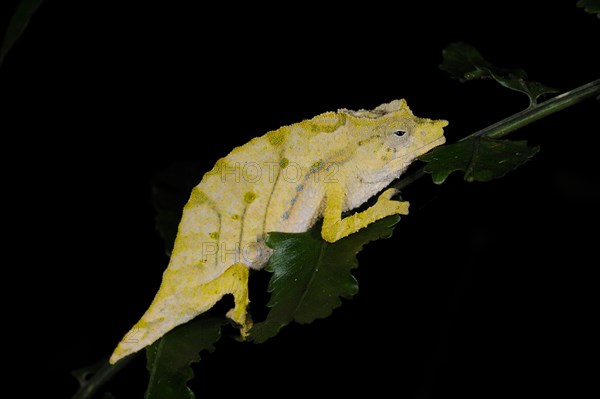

left=393, top=79, right=600, bottom=191
left=71, top=355, right=137, bottom=399
left=468, top=79, right=599, bottom=140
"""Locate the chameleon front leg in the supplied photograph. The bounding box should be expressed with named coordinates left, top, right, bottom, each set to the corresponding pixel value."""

left=321, top=185, right=409, bottom=243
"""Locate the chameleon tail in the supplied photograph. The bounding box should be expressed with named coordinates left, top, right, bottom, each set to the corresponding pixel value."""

left=109, top=262, right=250, bottom=364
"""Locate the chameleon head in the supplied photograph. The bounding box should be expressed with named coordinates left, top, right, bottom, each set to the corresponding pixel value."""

left=343, top=99, right=448, bottom=182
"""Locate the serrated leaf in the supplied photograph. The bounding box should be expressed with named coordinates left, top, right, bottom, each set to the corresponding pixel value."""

left=152, top=162, right=204, bottom=256
left=439, top=42, right=498, bottom=82
left=440, top=42, right=559, bottom=106
left=489, top=71, right=560, bottom=106
left=420, top=137, right=540, bottom=184
left=145, top=317, right=226, bottom=399
left=0, top=0, right=45, bottom=68
left=577, top=0, right=600, bottom=18
left=250, top=215, right=400, bottom=343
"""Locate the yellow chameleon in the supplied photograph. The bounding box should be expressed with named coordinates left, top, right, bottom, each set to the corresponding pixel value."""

left=110, top=99, right=447, bottom=364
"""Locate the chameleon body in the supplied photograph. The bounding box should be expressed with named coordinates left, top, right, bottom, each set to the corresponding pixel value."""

left=110, top=99, right=447, bottom=364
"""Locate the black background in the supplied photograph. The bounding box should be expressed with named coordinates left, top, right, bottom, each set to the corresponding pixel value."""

left=2, top=1, right=598, bottom=398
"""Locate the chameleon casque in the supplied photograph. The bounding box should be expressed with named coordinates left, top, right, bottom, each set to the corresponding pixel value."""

left=110, top=99, right=447, bottom=364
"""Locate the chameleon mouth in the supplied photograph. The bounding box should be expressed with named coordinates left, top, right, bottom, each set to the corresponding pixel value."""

left=394, top=135, right=446, bottom=163
left=420, top=135, right=446, bottom=154
left=379, top=135, right=446, bottom=175
left=360, top=135, right=446, bottom=184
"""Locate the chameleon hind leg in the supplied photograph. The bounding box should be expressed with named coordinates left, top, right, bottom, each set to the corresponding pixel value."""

left=110, top=262, right=251, bottom=364
left=321, top=186, right=409, bottom=243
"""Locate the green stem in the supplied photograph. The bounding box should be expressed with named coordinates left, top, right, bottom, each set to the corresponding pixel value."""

left=467, top=79, right=599, bottom=140
left=71, top=354, right=137, bottom=399
left=393, top=79, right=600, bottom=191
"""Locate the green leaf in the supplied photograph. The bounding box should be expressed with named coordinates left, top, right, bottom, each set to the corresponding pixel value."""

left=577, top=0, right=600, bottom=18
left=420, top=137, right=540, bottom=184
left=0, top=0, right=45, bottom=68
left=440, top=42, right=559, bottom=106
left=145, top=317, right=226, bottom=399
left=489, top=70, right=561, bottom=106
left=152, top=162, right=204, bottom=256
left=439, top=42, right=498, bottom=82
left=250, top=215, right=401, bottom=343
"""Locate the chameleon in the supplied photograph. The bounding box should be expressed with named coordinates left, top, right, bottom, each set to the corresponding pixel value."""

left=110, top=99, right=447, bottom=364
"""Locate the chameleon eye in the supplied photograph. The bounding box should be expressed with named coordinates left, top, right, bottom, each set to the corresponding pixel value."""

left=392, top=130, right=407, bottom=137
